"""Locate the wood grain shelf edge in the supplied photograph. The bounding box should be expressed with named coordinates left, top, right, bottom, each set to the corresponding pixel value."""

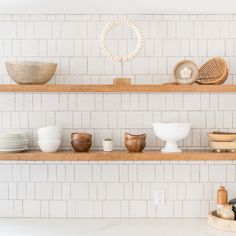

left=0, top=150, right=235, bottom=161
left=0, top=84, right=236, bottom=93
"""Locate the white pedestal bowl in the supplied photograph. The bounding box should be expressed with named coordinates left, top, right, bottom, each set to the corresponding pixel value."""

left=152, top=123, right=191, bottom=153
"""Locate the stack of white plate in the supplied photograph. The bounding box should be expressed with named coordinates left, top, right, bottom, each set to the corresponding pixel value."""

left=0, top=131, right=29, bottom=152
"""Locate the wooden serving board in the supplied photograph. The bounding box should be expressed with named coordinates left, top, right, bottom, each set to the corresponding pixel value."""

left=208, top=211, right=236, bottom=232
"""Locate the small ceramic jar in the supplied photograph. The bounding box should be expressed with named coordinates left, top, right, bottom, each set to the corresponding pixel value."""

left=221, top=204, right=235, bottom=220
left=103, top=139, right=113, bottom=152
left=217, top=186, right=228, bottom=217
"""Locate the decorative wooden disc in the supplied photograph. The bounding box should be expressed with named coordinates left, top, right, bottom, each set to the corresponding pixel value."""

left=196, top=57, right=228, bottom=85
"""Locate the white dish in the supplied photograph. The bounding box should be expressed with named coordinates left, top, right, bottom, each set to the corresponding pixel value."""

left=0, top=139, right=29, bottom=145
left=0, top=132, right=26, bottom=138
left=37, top=126, right=61, bottom=135
left=0, top=144, right=28, bottom=149
left=38, top=140, right=61, bottom=153
left=38, top=137, right=61, bottom=143
left=152, top=122, right=191, bottom=153
left=0, top=147, right=29, bottom=153
left=37, top=133, right=61, bottom=139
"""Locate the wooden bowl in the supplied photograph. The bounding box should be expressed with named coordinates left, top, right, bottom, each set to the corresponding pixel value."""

left=125, top=139, right=146, bottom=152
left=208, top=132, right=236, bottom=142
left=71, top=140, right=92, bottom=152
left=71, top=133, right=92, bottom=141
left=125, top=133, right=146, bottom=141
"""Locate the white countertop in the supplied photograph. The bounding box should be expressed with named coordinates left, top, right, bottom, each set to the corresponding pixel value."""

left=0, top=218, right=235, bottom=236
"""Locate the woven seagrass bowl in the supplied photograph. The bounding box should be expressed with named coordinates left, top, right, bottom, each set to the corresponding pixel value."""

left=196, top=57, right=228, bottom=85
left=5, top=61, right=57, bottom=85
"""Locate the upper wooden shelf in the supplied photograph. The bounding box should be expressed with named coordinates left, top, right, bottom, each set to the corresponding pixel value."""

left=0, top=150, right=235, bottom=161
left=0, top=84, right=236, bottom=93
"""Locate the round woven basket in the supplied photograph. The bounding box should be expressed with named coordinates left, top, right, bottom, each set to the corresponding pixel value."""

left=5, top=61, right=57, bottom=85
left=196, top=57, right=228, bottom=85
left=173, top=60, right=199, bottom=84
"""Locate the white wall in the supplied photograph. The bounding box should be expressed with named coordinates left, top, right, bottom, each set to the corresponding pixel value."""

left=0, top=13, right=235, bottom=218
left=1, top=0, right=236, bottom=14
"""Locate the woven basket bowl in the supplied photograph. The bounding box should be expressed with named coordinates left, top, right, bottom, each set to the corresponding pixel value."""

left=196, top=57, right=228, bottom=85
left=173, top=60, right=199, bottom=85
left=208, top=132, right=236, bottom=142
left=5, top=61, right=57, bottom=85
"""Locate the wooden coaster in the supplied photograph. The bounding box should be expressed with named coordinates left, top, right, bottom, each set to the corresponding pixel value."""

left=113, top=78, right=131, bottom=85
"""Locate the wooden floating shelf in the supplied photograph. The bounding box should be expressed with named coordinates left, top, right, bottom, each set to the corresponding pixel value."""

left=0, top=150, right=235, bottom=161
left=0, top=84, right=236, bottom=93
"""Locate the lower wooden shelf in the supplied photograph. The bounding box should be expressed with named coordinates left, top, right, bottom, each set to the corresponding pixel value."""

left=0, top=150, right=235, bottom=161
left=0, top=84, right=236, bottom=93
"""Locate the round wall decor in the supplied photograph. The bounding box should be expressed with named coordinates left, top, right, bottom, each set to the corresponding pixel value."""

left=99, top=19, right=144, bottom=63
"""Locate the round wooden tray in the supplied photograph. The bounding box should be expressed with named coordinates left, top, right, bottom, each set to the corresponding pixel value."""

left=208, top=211, right=236, bottom=232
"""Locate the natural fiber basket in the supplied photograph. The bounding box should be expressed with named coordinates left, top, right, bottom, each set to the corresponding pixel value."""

left=208, top=132, right=236, bottom=142
left=5, top=61, right=57, bottom=85
left=173, top=60, right=199, bottom=85
left=196, top=58, right=228, bottom=85
left=208, top=210, right=236, bottom=232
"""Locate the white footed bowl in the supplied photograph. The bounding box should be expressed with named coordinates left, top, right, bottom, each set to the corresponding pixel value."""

left=152, top=122, right=191, bottom=153
left=38, top=140, right=61, bottom=153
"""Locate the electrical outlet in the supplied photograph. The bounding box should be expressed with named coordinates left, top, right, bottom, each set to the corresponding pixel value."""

left=154, top=190, right=165, bottom=205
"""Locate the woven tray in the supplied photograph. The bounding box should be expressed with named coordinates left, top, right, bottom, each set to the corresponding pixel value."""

left=210, top=142, right=236, bottom=152
left=208, top=132, right=236, bottom=142
left=196, top=58, right=228, bottom=85
left=208, top=211, right=236, bottom=232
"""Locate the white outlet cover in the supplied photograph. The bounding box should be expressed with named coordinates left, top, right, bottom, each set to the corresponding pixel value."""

left=154, top=190, right=165, bottom=205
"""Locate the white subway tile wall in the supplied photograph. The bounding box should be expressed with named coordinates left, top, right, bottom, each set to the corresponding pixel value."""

left=0, top=14, right=235, bottom=217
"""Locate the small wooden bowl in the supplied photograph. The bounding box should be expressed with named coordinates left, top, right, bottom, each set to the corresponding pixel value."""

left=125, top=139, right=146, bottom=152
left=71, top=140, right=92, bottom=152
left=71, top=133, right=92, bottom=142
left=125, top=133, right=147, bottom=141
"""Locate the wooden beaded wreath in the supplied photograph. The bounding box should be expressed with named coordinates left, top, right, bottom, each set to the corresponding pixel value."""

left=99, top=20, right=144, bottom=63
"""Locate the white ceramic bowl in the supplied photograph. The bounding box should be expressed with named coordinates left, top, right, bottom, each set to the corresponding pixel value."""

left=38, top=140, right=61, bottom=153
left=38, top=138, right=61, bottom=143
left=37, top=125, right=61, bottom=133
left=37, top=133, right=61, bottom=140
left=152, top=122, right=191, bottom=153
